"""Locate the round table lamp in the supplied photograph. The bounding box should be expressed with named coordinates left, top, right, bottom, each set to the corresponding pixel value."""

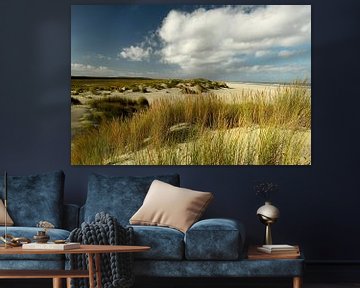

left=257, top=201, right=280, bottom=245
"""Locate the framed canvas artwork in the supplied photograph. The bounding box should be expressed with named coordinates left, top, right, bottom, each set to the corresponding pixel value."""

left=71, top=5, right=311, bottom=165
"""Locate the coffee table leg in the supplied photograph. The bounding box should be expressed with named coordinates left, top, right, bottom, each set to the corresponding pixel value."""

left=88, top=253, right=95, bottom=288
left=66, top=277, right=72, bottom=288
left=52, top=278, right=62, bottom=288
left=293, top=276, right=302, bottom=288
left=95, top=253, right=102, bottom=288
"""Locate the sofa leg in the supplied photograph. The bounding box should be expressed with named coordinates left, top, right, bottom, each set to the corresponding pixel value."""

left=53, top=278, right=62, bottom=288
left=293, top=276, right=302, bottom=288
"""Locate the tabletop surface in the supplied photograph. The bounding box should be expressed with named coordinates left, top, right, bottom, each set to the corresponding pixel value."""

left=0, top=244, right=150, bottom=255
left=247, top=245, right=301, bottom=260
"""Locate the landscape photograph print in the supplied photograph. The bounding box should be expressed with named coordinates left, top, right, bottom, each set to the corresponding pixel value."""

left=71, top=5, right=311, bottom=165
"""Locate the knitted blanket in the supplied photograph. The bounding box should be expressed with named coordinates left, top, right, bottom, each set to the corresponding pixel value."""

left=68, top=212, right=134, bottom=288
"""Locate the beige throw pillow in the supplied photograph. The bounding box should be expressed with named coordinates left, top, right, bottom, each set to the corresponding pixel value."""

left=0, top=199, right=14, bottom=226
left=130, top=180, right=213, bottom=233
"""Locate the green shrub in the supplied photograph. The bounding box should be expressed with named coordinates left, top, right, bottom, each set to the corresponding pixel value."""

left=151, top=83, right=164, bottom=90
left=181, top=87, right=197, bottom=94
left=166, top=79, right=180, bottom=88
left=137, top=97, right=149, bottom=107
left=90, top=87, right=100, bottom=95
left=86, top=96, right=149, bottom=125
left=71, top=97, right=82, bottom=105
left=131, top=85, right=140, bottom=92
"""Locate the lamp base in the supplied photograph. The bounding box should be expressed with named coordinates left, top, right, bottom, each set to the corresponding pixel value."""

left=265, top=223, right=272, bottom=245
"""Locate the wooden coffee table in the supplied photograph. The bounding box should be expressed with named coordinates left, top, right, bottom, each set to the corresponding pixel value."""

left=0, top=244, right=150, bottom=288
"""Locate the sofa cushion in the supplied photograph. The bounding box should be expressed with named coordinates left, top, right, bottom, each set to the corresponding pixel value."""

left=130, top=225, right=184, bottom=260
left=84, top=174, right=180, bottom=225
left=0, top=171, right=64, bottom=227
left=185, top=218, right=245, bottom=260
left=0, top=227, right=70, bottom=261
left=0, top=199, right=14, bottom=226
left=130, top=180, right=213, bottom=233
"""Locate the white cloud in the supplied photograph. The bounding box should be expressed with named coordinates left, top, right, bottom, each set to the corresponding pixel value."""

left=278, top=50, right=297, bottom=58
left=96, top=54, right=112, bottom=60
left=157, top=5, right=311, bottom=73
left=255, top=50, right=271, bottom=58
left=119, top=45, right=151, bottom=61
left=239, top=64, right=307, bottom=74
left=71, top=63, right=116, bottom=76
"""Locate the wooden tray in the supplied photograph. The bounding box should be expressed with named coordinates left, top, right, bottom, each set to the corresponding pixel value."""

left=247, top=245, right=300, bottom=260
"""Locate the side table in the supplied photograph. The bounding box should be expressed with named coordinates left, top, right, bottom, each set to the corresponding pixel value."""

left=0, top=244, right=150, bottom=288
left=247, top=245, right=303, bottom=288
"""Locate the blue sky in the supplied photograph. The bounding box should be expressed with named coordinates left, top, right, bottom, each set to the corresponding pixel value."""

left=71, top=5, right=311, bottom=82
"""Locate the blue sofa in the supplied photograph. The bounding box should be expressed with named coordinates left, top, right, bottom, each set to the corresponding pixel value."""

left=0, top=171, right=303, bottom=287
left=81, top=173, right=304, bottom=284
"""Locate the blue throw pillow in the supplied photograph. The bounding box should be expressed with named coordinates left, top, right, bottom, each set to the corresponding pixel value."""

left=0, top=170, right=64, bottom=227
left=84, top=173, right=180, bottom=225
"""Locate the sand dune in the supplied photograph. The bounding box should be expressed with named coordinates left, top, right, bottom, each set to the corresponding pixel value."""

left=71, top=81, right=309, bottom=137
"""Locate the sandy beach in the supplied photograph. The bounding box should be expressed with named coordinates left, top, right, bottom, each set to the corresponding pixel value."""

left=72, top=81, right=283, bottom=105
left=224, top=81, right=281, bottom=94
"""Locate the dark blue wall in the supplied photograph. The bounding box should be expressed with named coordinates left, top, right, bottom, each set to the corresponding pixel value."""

left=0, top=0, right=359, bottom=263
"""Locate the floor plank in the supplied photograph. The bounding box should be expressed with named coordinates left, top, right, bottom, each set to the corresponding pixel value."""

left=1, top=279, right=360, bottom=288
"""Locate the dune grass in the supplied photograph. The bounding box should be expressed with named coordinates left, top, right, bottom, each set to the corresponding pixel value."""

left=85, top=96, right=149, bottom=126
left=71, top=77, right=228, bottom=94
left=71, top=82, right=311, bottom=165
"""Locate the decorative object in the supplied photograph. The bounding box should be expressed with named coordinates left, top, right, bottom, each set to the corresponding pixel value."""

left=257, top=202, right=280, bottom=245
left=0, top=234, right=31, bottom=247
left=254, top=181, right=280, bottom=245
left=71, top=5, right=311, bottom=166
left=37, top=220, right=55, bottom=232
left=54, top=239, right=67, bottom=244
left=33, top=230, right=50, bottom=243
left=130, top=180, right=213, bottom=233
left=0, top=199, right=14, bottom=226
left=1, top=171, right=9, bottom=248
left=34, top=220, right=55, bottom=243
left=254, top=181, right=279, bottom=201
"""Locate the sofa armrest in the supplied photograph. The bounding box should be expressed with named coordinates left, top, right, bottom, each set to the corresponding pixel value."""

left=184, top=218, right=245, bottom=260
left=63, top=204, right=80, bottom=231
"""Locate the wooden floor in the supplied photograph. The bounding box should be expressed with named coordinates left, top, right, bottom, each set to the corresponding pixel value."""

left=306, top=285, right=360, bottom=288
left=1, top=279, right=360, bottom=288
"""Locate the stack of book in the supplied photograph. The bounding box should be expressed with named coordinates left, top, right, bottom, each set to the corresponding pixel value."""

left=248, top=244, right=300, bottom=259
left=257, top=244, right=299, bottom=254
left=22, top=242, right=80, bottom=250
